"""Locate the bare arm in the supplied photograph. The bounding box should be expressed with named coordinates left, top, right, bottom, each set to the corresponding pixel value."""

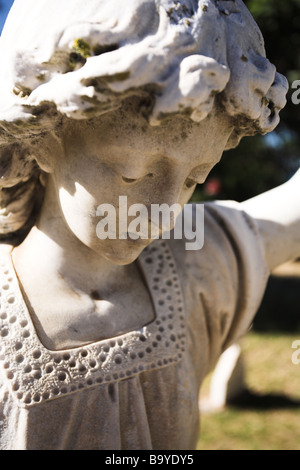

left=242, top=169, right=300, bottom=272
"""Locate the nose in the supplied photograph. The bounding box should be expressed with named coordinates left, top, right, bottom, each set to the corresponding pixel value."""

left=152, top=171, right=184, bottom=207
left=146, top=173, right=185, bottom=234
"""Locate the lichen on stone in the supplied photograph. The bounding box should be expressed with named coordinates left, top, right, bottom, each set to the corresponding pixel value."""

left=72, top=38, right=91, bottom=59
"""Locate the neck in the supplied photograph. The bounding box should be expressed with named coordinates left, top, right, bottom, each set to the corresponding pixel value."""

left=11, top=176, right=154, bottom=350
left=13, top=175, right=129, bottom=290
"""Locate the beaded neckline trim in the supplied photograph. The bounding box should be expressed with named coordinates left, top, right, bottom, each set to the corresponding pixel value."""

left=0, top=240, right=186, bottom=408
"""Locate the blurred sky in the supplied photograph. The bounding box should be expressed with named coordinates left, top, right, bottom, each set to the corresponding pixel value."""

left=0, top=0, right=14, bottom=34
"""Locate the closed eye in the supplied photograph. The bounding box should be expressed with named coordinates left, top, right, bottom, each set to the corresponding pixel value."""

left=122, top=176, right=138, bottom=183
left=122, top=173, right=153, bottom=184
left=185, top=164, right=212, bottom=189
left=184, top=178, right=198, bottom=189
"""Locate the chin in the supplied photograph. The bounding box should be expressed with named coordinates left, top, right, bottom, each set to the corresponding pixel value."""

left=102, top=250, right=142, bottom=266
left=95, top=238, right=153, bottom=265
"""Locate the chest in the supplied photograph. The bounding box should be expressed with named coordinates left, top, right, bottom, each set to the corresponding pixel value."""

left=0, top=242, right=189, bottom=412
left=19, top=268, right=156, bottom=350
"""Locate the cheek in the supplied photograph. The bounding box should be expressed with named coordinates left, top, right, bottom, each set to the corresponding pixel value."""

left=59, top=183, right=100, bottom=245
left=58, top=184, right=149, bottom=262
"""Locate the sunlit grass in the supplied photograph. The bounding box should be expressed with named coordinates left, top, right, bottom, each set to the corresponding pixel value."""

left=197, top=333, right=300, bottom=450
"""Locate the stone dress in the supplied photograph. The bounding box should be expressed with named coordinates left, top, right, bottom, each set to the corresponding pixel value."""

left=0, top=202, right=269, bottom=450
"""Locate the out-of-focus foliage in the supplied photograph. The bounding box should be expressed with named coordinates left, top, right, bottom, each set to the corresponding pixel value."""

left=193, top=0, right=300, bottom=203
left=246, top=0, right=300, bottom=134
left=192, top=132, right=299, bottom=202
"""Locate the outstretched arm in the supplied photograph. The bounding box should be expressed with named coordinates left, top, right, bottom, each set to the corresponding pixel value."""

left=242, top=169, right=300, bottom=271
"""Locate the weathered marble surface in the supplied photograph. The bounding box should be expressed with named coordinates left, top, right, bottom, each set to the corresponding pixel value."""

left=0, top=0, right=298, bottom=450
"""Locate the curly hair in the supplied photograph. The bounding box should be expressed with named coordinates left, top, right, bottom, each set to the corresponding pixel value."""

left=0, top=0, right=288, bottom=238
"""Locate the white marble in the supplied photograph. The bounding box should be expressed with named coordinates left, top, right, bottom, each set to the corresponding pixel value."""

left=0, top=0, right=298, bottom=450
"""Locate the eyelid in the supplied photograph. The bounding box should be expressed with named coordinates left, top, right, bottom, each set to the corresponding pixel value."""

left=119, top=162, right=147, bottom=181
left=122, top=175, right=139, bottom=183
left=184, top=175, right=204, bottom=188
left=187, top=164, right=212, bottom=184
left=115, top=166, right=144, bottom=182
left=122, top=172, right=154, bottom=184
left=185, top=178, right=198, bottom=189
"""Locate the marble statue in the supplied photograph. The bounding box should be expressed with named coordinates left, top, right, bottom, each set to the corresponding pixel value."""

left=0, top=0, right=299, bottom=450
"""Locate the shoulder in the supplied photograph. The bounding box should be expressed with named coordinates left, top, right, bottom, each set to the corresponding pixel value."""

left=167, top=202, right=269, bottom=357
left=169, top=201, right=268, bottom=279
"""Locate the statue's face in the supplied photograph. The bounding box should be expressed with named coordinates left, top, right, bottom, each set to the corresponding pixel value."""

left=47, top=105, right=233, bottom=264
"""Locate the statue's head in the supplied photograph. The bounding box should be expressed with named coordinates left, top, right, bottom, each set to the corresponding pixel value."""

left=0, top=0, right=288, bottom=250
